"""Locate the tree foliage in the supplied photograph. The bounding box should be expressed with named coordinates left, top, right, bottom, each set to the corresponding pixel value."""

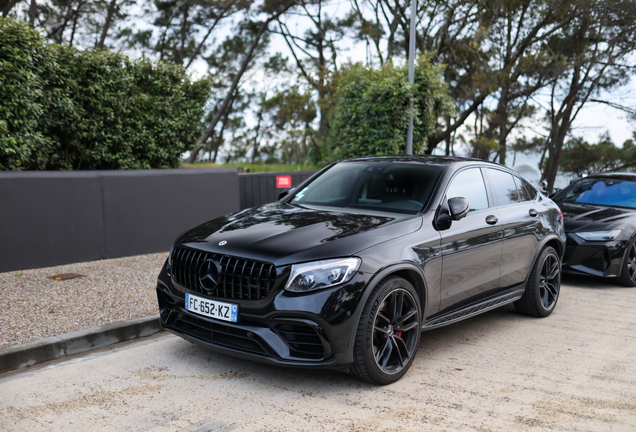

left=329, top=56, right=453, bottom=159
left=3, top=0, right=636, bottom=174
left=0, top=17, right=211, bottom=170
left=560, top=133, right=636, bottom=176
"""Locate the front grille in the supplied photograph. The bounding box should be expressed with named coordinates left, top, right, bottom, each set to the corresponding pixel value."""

left=274, top=323, right=326, bottom=360
left=582, top=251, right=607, bottom=272
left=171, top=247, right=277, bottom=300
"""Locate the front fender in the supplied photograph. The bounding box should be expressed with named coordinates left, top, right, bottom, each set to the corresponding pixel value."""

left=343, top=262, right=429, bottom=363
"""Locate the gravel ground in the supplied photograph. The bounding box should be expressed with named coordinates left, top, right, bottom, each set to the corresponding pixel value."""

left=0, top=253, right=168, bottom=349
left=2, top=276, right=636, bottom=431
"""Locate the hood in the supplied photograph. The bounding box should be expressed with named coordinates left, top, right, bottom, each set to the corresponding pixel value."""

left=175, top=203, right=423, bottom=265
left=556, top=201, right=636, bottom=233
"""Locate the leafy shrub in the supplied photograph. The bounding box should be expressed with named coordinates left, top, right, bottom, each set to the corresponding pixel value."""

left=0, top=17, right=211, bottom=170
left=328, top=56, right=452, bottom=159
left=0, top=18, right=56, bottom=170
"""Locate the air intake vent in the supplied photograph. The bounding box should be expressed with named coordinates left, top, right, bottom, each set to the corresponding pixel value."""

left=274, top=323, right=327, bottom=360
left=171, top=247, right=277, bottom=300
left=582, top=251, right=607, bottom=272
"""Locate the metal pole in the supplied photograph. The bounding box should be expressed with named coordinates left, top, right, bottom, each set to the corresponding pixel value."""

left=406, top=0, right=417, bottom=155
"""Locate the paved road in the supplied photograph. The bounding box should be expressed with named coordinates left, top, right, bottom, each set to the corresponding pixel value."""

left=1, top=275, right=635, bottom=432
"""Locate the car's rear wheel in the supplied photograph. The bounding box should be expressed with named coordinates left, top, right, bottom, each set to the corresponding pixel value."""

left=618, top=237, right=636, bottom=287
left=350, top=276, right=421, bottom=385
left=514, top=246, right=561, bottom=317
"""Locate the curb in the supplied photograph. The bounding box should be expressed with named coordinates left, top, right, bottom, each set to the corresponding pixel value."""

left=0, top=315, right=164, bottom=375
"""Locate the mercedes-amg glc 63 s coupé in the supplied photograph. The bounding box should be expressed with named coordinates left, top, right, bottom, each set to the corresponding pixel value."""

left=156, top=157, right=565, bottom=384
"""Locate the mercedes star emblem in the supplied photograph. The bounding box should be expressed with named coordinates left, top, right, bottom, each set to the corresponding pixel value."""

left=199, top=259, right=221, bottom=291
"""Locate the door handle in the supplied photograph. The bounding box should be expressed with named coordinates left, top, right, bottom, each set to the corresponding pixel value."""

left=485, top=215, right=498, bottom=225
left=529, top=209, right=538, bottom=217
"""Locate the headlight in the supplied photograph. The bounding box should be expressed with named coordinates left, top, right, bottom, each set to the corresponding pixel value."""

left=575, top=230, right=621, bottom=241
left=285, top=258, right=361, bottom=293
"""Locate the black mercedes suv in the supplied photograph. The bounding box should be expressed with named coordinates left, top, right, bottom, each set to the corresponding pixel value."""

left=156, top=156, right=565, bottom=384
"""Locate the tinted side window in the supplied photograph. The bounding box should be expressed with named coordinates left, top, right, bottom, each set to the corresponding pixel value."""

left=512, top=176, right=532, bottom=201
left=446, top=168, right=489, bottom=211
left=487, top=169, right=520, bottom=206
left=518, top=177, right=537, bottom=201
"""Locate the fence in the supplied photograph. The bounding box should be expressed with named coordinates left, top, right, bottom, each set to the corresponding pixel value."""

left=238, top=171, right=317, bottom=210
left=0, top=169, right=320, bottom=273
left=0, top=168, right=240, bottom=273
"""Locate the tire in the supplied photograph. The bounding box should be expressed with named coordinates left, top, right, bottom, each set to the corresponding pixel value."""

left=350, top=276, right=421, bottom=385
left=618, top=237, right=636, bottom=287
left=514, top=246, right=561, bottom=317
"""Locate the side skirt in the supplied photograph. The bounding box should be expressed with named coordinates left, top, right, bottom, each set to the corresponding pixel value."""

left=422, top=288, right=524, bottom=331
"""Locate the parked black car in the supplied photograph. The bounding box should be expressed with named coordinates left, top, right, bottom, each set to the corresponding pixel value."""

left=156, top=156, right=565, bottom=384
left=551, top=173, right=636, bottom=286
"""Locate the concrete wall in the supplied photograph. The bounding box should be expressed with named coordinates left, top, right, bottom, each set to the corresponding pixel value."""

left=0, top=168, right=239, bottom=272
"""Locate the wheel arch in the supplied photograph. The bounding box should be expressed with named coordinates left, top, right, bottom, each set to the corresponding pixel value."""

left=525, top=234, right=563, bottom=285
left=617, top=231, right=636, bottom=279
left=346, top=263, right=428, bottom=357
left=545, top=236, right=564, bottom=260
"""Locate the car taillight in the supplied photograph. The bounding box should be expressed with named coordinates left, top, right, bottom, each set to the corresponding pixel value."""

left=557, top=209, right=563, bottom=222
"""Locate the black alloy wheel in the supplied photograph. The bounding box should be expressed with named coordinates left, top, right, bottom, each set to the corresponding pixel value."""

left=619, top=237, right=636, bottom=287
left=515, top=246, right=561, bottom=317
left=538, top=253, right=560, bottom=310
left=351, top=276, right=421, bottom=385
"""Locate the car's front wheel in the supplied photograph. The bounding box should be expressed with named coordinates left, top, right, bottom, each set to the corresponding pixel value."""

left=618, top=236, right=636, bottom=287
left=351, top=276, right=421, bottom=385
left=514, top=246, right=561, bottom=317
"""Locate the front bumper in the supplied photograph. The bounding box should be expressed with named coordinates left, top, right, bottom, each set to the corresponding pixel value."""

left=562, top=233, right=627, bottom=277
left=156, top=260, right=368, bottom=370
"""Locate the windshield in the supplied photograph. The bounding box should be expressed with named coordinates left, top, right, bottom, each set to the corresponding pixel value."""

left=290, top=162, right=443, bottom=214
left=557, top=178, right=636, bottom=209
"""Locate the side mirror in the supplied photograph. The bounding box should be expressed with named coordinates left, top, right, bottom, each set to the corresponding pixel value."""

left=278, top=187, right=296, bottom=201
left=448, top=197, right=469, bottom=220
left=436, top=197, right=470, bottom=225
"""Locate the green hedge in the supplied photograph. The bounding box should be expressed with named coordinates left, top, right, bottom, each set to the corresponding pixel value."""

left=0, top=18, right=211, bottom=170
left=328, top=56, right=452, bottom=159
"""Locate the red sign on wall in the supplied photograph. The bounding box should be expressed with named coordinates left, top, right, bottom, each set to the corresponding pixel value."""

left=276, top=175, right=292, bottom=188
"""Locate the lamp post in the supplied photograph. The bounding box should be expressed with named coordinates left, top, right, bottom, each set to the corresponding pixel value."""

left=406, top=0, right=417, bottom=155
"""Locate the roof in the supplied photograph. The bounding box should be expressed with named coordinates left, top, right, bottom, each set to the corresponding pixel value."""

left=341, top=155, right=492, bottom=166
left=585, top=172, right=636, bottom=180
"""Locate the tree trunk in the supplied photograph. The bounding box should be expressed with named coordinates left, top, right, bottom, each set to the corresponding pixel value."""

left=443, top=115, right=452, bottom=155
left=542, top=113, right=572, bottom=193
left=96, top=0, right=117, bottom=49
left=541, top=68, right=581, bottom=193
left=250, top=110, right=263, bottom=164
left=69, top=0, right=83, bottom=47
left=190, top=6, right=294, bottom=163
left=426, top=93, right=489, bottom=154
left=29, top=0, right=36, bottom=25
left=179, top=1, right=190, bottom=65
left=497, top=88, right=509, bottom=165
left=2, top=0, right=20, bottom=16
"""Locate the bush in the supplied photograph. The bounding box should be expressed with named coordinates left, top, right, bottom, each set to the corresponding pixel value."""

left=0, top=17, right=211, bottom=170
left=328, top=56, right=452, bottom=159
left=0, top=18, right=55, bottom=170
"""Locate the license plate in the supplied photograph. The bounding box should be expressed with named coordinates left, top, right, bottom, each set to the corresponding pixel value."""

left=185, top=293, right=238, bottom=323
